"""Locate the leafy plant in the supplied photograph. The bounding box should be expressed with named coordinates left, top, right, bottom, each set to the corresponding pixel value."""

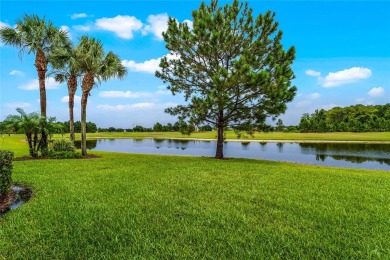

left=49, top=139, right=76, bottom=152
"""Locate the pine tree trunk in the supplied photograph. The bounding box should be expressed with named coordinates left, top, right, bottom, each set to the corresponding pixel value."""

left=81, top=90, right=89, bottom=156
left=68, top=76, right=77, bottom=142
left=215, top=125, right=224, bottom=159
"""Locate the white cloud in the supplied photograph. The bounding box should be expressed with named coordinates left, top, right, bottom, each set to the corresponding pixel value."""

left=4, top=102, right=30, bottom=109
left=99, top=91, right=152, bottom=98
left=18, top=77, right=62, bottom=90
left=96, top=15, right=142, bottom=39
left=73, top=25, right=91, bottom=32
left=121, top=58, right=160, bottom=74
left=321, top=103, right=338, bottom=110
left=156, top=85, right=171, bottom=95
left=121, top=53, right=179, bottom=74
left=97, top=102, right=176, bottom=112
left=295, top=101, right=310, bottom=109
left=142, top=14, right=193, bottom=40
left=71, top=13, right=92, bottom=19
left=321, top=67, right=371, bottom=87
left=0, top=21, right=10, bottom=28
left=305, top=70, right=321, bottom=77
left=97, top=103, right=156, bottom=111
left=142, top=13, right=169, bottom=40
left=61, top=95, right=81, bottom=103
left=310, top=93, right=320, bottom=99
left=368, top=87, right=385, bottom=97
left=9, top=70, right=24, bottom=76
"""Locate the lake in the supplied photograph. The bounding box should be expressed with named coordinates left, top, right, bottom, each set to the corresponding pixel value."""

left=74, top=139, right=390, bottom=170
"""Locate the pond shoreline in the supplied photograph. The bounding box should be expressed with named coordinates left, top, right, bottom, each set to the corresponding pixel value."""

left=84, top=136, right=390, bottom=144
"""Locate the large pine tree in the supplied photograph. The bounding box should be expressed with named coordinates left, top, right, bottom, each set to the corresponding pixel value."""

left=156, top=0, right=297, bottom=158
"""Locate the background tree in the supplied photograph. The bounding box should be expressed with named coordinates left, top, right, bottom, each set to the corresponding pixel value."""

left=51, top=41, right=82, bottom=142
left=153, top=122, right=164, bottom=132
left=275, top=119, right=284, bottom=132
left=156, top=0, right=297, bottom=158
left=0, top=14, right=69, bottom=151
left=76, top=36, right=127, bottom=156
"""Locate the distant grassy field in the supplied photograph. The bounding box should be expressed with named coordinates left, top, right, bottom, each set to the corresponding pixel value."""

left=0, top=135, right=389, bottom=258
left=66, top=131, right=390, bottom=142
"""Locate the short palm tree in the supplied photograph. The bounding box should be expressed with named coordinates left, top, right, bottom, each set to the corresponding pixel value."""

left=4, top=108, right=41, bottom=157
left=0, top=14, right=69, bottom=150
left=51, top=42, right=82, bottom=142
left=76, top=36, right=127, bottom=156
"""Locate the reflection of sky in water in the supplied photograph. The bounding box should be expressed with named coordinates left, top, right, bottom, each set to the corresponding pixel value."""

left=74, top=139, right=390, bottom=170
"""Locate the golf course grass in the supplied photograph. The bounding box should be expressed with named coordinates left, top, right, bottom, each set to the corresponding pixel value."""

left=71, top=131, right=390, bottom=142
left=0, top=134, right=389, bottom=258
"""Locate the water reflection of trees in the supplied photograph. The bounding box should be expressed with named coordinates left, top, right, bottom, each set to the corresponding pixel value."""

left=74, top=140, right=97, bottom=150
left=300, top=143, right=390, bottom=166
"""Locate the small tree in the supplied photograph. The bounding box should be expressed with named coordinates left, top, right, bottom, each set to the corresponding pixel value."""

left=157, top=0, right=297, bottom=159
left=276, top=119, right=284, bottom=132
left=3, top=108, right=59, bottom=157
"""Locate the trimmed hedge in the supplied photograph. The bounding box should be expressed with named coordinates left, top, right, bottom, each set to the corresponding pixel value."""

left=0, top=150, right=14, bottom=200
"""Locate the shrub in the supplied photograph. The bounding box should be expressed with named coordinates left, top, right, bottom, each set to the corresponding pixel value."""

left=48, top=139, right=81, bottom=159
left=48, top=151, right=82, bottom=159
left=49, top=139, right=76, bottom=152
left=0, top=150, right=14, bottom=200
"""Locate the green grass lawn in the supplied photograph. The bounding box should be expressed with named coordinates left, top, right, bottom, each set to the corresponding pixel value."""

left=69, top=131, right=390, bottom=142
left=0, top=135, right=389, bottom=258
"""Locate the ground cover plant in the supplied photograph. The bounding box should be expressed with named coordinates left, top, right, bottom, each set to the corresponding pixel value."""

left=0, top=135, right=389, bottom=258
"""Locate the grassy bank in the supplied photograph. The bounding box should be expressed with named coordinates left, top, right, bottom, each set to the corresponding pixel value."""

left=0, top=135, right=389, bottom=258
left=69, top=131, right=390, bottom=142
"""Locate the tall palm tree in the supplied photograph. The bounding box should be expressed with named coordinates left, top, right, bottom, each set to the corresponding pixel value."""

left=76, top=36, right=127, bottom=156
left=0, top=14, right=69, bottom=150
left=51, top=42, right=82, bottom=142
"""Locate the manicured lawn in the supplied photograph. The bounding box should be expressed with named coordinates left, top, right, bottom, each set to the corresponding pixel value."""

left=0, top=135, right=389, bottom=258
left=70, top=131, right=390, bottom=142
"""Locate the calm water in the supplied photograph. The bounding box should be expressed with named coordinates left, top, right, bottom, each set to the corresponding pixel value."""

left=75, top=139, right=390, bottom=170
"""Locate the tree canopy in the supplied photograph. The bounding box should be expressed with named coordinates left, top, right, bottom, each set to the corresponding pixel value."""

left=156, top=0, right=297, bottom=158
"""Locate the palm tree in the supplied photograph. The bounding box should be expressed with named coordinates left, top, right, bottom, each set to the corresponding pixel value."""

left=0, top=14, right=69, bottom=150
left=76, top=36, right=127, bottom=156
left=51, top=42, right=82, bottom=142
left=4, top=108, right=41, bottom=157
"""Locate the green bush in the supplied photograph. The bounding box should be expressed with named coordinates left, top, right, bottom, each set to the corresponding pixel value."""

left=49, top=139, right=76, bottom=152
left=48, top=151, right=82, bottom=159
left=0, top=150, right=14, bottom=200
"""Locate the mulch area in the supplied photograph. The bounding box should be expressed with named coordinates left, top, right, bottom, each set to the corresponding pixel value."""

left=0, top=184, right=33, bottom=215
left=0, top=191, right=15, bottom=214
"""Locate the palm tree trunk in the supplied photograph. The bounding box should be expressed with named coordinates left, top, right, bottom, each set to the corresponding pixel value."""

left=35, top=49, right=48, bottom=153
left=81, top=90, right=89, bottom=156
left=215, top=124, right=224, bottom=159
left=68, top=76, right=77, bottom=142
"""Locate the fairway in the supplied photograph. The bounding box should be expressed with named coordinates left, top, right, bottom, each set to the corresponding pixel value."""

left=71, top=131, right=390, bottom=142
left=1, top=135, right=390, bottom=258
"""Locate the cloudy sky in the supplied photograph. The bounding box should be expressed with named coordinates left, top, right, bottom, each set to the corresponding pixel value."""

left=1, top=0, right=389, bottom=128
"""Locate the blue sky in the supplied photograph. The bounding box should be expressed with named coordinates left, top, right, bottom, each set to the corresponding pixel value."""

left=1, top=0, right=389, bottom=128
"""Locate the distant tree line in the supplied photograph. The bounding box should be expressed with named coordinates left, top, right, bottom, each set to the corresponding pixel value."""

left=97, top=122, right=213, bottom=133
left=2, top=104, right=388, bottom=135
left=298, top=104, right=390, bottom=132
